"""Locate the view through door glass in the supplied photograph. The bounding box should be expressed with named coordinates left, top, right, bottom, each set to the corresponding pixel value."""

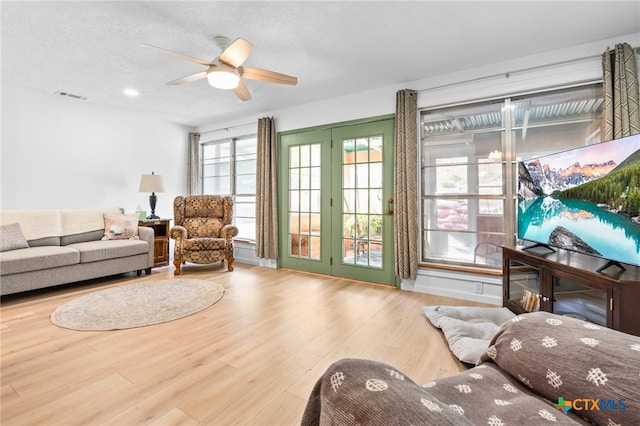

left=289, top=143, right=322, bottom=260
left=279, top=118, right=395, bottom=285
left=340, top=135, right=384, bottom=267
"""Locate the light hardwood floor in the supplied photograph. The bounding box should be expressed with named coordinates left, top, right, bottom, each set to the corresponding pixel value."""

left=1, top=263, right=490, bottom=425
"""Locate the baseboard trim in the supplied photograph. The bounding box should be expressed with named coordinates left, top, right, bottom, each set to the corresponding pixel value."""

left=402, top=267, right=502, bottom=306
left=233, top=241, right=277, bottom=268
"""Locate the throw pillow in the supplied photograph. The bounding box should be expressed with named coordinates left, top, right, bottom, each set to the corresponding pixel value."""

left=0, top=223, right=30, bottom=252
left=102, top=213, right=140, bottom=240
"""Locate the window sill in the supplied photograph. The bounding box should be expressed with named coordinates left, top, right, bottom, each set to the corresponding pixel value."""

left=419, top=262, right=503, bottom=277
left=233, top=238, right=256, bottom=244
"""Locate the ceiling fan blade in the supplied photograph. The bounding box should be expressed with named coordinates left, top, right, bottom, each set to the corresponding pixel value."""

left=239, top=67, right=298, bottom=85
left=232, top=79, right=252, bottom=102
left=167, top=71, right=208, bottom=85
left=219, top=38, right=253, bottom=68
left=141, top=44, right=213, bottom=66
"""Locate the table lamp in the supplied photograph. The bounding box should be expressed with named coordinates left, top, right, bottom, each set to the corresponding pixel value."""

left=139, top=172, right=164, bottom=219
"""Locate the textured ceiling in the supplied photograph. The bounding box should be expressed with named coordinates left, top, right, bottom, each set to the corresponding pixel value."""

left=2, top=1, right=639, bottom=128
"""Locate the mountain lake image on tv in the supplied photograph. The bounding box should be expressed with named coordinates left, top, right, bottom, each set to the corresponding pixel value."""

left=517, top=133, right=640, bottom=269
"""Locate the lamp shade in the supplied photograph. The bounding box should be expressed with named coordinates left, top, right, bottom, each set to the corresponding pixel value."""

left=139, top=173, right=164, bottom=193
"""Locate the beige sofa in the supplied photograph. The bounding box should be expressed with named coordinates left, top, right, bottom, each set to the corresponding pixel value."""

left=0, top=208, right=154, bottom=296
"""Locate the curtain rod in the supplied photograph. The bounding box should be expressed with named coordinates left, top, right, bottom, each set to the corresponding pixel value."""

left=199, top=121, right=256, bottom=135
left=418, top=45, right=640, bottom=94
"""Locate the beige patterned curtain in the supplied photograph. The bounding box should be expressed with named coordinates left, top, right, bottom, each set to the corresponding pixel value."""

left=255, top=117, right=279, bottom=259
left=187, top=132, right=200, bottom=195
left=602, top=43, right=640, bottom=140
left=394, top=89, right=418, bottom=281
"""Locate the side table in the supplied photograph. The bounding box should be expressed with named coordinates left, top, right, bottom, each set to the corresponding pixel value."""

left=138, top=218, right=171, bottom=267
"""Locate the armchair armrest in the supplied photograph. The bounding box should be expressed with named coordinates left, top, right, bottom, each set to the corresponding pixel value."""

left=221, top=224, right=239, bottom=241
left=137, top=226, right=155, bottom=268
left=170, top=225, right=188, bottom=241
left=170, top=225, right=187, bottom=258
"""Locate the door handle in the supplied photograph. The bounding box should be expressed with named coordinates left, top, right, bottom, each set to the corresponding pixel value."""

left=384, top=198, right=394, bottom=216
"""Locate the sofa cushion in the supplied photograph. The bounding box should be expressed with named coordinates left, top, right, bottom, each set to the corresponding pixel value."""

left=423, top=362, right=585, bottom=425
left=61, top=229, right=105, bottom=246
left=301, top=358, right=474, bottom=426
left=102, top=213, right=139, bottom=240
left=0, top=246, right=79, bottom=275
left=184, top=237, right=227, bottom=251
left=1, top=223, right=30, bottom=252
left=67, top=240, right=149, bottom=263
left=27, top=236, right=61, bottom=247
left=478, top=311, right=640, bottom=425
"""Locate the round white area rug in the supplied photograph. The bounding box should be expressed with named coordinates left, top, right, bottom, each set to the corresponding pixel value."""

left=51, top=279, right=224, bottom=331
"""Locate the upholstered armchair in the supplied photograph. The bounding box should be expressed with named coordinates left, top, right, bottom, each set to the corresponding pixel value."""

left=170, top=195, right=239, bottom=275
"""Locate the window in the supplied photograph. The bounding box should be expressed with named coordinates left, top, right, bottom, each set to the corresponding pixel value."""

left=421, top=84, right=604, bottom=269
left=201, top=135, right=257, bottom=240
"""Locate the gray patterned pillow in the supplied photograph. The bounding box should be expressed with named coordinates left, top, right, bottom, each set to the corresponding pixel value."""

left=479, top=311, right=640, bottom=425
left=0, top=223, right=30, bottom=252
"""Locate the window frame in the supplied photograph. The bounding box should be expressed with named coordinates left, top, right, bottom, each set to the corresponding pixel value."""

left=200, top=134, right=257, bottom=241
left=419, top=82, right=604, bottom=271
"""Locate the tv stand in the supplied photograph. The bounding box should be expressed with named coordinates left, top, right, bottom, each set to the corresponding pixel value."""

left=503, top=246, right=640, bottom=337
left=596, top=260, right=627, bottom=273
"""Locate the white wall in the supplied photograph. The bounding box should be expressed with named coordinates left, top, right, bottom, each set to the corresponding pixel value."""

left=1, top=85, right=193, bottom=218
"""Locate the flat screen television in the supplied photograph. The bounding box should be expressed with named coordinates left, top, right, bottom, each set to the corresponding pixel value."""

left=517, top=133, right=640, bottom=272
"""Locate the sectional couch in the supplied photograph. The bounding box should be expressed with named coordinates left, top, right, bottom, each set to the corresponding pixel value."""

left=302, top=311, right=639, bottom=425
left=0, top=208, right=154, bottom=296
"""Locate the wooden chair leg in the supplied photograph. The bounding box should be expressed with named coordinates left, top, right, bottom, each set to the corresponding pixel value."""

left=173, top=259, right=182, bottom=275
left=226, top=256, right=235, bottom=272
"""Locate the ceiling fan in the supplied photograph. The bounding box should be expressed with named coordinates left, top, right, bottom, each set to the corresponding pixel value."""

left=141, top=36, right=298, bottom=101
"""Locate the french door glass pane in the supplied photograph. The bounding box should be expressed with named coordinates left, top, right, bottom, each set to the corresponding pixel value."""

left=288, top=143, right=321, bottom=260
left=341, top=135, right=383, bottom=268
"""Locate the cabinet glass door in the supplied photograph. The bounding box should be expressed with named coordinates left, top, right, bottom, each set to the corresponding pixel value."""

left=552, top=277, right=608, bottom=326
left=507, top=259, right=542, bottom=312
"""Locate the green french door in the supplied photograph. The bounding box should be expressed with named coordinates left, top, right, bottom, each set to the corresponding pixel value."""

left=278, top=117, right=396, bottom=285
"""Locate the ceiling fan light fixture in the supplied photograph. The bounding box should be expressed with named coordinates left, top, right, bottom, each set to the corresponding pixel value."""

left=207, top=66, right=240, bottom=89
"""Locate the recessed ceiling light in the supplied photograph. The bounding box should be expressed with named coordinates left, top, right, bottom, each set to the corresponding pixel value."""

left=124, top=88, right=139, bottom=97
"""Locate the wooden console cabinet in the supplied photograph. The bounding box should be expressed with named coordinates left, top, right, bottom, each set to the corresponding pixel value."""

left=138, top=219, right=171, bottom=267
left=503, top=245, right=640, bottom=336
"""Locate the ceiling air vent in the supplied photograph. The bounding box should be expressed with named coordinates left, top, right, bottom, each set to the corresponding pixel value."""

left=55, top=91, right=89, bottom=101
